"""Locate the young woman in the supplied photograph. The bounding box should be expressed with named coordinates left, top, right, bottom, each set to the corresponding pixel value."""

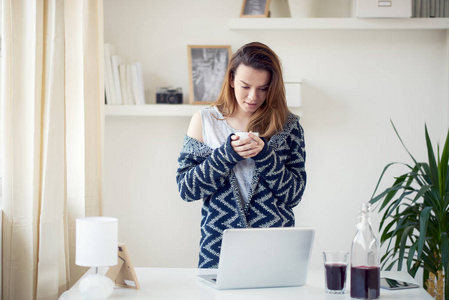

left=176, top=42, right=306, bottom=268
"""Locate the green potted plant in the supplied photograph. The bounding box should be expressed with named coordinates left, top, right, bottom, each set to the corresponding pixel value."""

left=369, top=122, right=448, bottom=300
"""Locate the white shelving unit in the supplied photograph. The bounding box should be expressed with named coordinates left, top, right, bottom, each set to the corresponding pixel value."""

left=228, top=17, right=449, bottom=30
left=104, top=104, right=303, bottom=117
left=105, top=17, right=449, bottom=117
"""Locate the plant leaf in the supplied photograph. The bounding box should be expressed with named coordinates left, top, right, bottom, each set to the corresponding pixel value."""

left=438, top=129, right=449, bottom=199
left=425, top=124, right=439, bottom=191
left=369, top=164, right=408, bottom=205
left=423, top=268, right=429, bottom=289
left=417, top=207, right=432, bottom=258
left=382, top=182, right=409, bottom=212
left=384, top=258, right=399, bottom=271
left=407, top=242, right=418, bottom=271
left=409, top=261, right=421, bottom=278
left=398, top=225, right=415, bottom=271
left=421, top=247, right=439, bottom=274
left=383, top=212, right=415, bottom=257
left=391, top=120, right=418, bottom=165
left=412, top=185, right=432, bottom=203
left=380, top=221, right=395, bottom=241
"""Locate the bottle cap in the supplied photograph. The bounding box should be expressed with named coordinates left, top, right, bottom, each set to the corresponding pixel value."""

left=361, top=202, right=371, bottom=213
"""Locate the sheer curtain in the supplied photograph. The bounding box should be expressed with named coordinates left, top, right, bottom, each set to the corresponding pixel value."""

left=1, top=0, right=104, bottom=299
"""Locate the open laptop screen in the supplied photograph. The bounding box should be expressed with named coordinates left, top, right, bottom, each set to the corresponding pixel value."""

left=198, top=227, right=315, bottom=290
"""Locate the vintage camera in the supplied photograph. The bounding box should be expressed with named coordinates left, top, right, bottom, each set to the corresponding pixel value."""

left=156, top=87, right=183, bottom=104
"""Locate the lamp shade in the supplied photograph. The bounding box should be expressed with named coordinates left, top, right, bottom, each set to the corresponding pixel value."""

left=76, top=217, right=118, bottom=267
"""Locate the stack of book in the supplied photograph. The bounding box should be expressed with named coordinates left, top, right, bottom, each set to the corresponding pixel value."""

left=104, top=43, right=146, bottom=105
left=413, top=0, right=449, bottom=17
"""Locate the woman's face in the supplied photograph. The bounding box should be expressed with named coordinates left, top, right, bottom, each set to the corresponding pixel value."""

left=231, top=64, right=271, bottom=115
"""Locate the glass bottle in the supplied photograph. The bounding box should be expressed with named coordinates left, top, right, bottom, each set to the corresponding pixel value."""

left=350, top=202, right=380, bottom=299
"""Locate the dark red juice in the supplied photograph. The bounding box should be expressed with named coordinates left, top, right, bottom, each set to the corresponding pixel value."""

left=325, top=263, right=347, bottom=291
left=350, top=266, right=380, bottom=299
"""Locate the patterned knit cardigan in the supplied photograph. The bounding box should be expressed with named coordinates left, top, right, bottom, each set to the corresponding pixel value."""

left=176, top=113, right=306, bottom=268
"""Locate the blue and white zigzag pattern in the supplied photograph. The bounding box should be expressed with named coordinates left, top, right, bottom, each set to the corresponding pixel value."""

left=176, top=113, right=306, bottom=268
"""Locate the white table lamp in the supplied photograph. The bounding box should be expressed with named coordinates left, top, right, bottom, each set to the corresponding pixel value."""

left=76, top=217, right=118, bottom=300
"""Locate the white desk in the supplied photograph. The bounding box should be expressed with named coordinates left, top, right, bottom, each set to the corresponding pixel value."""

left=60, top=268, right=433, bottom=300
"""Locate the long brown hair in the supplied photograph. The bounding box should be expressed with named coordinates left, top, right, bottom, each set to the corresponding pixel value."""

left=214, top=42, right=289, bottom=139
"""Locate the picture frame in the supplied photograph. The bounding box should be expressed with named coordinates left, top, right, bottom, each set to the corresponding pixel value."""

left=105, top=243, right=140, bottom=290
left=187, top=45, right=231, bottom=105
left=240, top=0, right=271, bottom=18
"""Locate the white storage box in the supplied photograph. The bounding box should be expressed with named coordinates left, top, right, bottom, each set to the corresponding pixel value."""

left=284, top=78, right=302, bottom=108
left=356, top=0, right=412, bottom=18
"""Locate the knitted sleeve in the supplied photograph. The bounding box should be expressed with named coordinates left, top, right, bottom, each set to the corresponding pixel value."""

left=252, top=119, right=306, bottom=208
left=176, top=135, right=244, bottom=202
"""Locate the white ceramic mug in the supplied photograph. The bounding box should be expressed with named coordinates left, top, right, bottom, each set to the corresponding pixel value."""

left=234, top=132, right=259, bottom=142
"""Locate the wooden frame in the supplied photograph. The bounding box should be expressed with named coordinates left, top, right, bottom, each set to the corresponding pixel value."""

left=105, top=243, right=140, bottom=290
left=240, top=0, right=271, bottom=18
left=187, top=45, right=231, bottom=105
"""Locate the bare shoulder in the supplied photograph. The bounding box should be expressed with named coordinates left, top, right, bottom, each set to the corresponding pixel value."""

left=187, top=110, right=203, bottom=143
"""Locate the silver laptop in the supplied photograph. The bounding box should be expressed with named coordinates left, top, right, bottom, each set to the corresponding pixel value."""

left=197, top=227, right=315, bottom=290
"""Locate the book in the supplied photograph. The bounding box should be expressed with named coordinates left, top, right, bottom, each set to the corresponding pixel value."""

left=119, top=64, right=130, bottom=105
left=416, top=0, right=422, bottom=17
left=104, top=61, right=112, bottom=104
left=130, top=64, right=144, bottom=105
left=111, top=55, right=123, bottom=105
left=135, top=63, right=146, bottom=105
left=126, top=65, right=136, bottom=105
left=104, top=44, right=116, bottom=104
left=423, top=0, right=429, bottom=17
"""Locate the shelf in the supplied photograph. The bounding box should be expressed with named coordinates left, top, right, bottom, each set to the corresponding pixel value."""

left=105, top=104, right=303, bottom=117
left=228, top=17, right=449, bottom=30
left=104, top=104, right=209, bottom=117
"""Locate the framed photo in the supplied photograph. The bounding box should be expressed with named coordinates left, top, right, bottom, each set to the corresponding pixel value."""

left=105, top=243, right=140, bottom=290
left=240, top=0, right=271, bottom=17
left=188, top=45, right=231, bottom=105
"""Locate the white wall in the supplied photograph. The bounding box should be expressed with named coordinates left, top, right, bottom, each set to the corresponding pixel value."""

left=103, top=0, right=449, bottom=271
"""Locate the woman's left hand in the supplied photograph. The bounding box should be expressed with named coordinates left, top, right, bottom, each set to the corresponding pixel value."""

left=231, top=132, right=264, bottom=159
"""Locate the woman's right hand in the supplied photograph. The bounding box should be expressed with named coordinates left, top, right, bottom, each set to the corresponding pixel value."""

left=231, top=133, right=264, bottom=159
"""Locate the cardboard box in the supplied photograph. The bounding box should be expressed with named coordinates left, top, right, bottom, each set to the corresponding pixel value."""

left=357, top=0, right=412, bottom=18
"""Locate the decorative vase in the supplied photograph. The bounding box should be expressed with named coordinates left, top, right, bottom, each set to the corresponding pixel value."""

left=287, top=0, right=318, bottom=18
